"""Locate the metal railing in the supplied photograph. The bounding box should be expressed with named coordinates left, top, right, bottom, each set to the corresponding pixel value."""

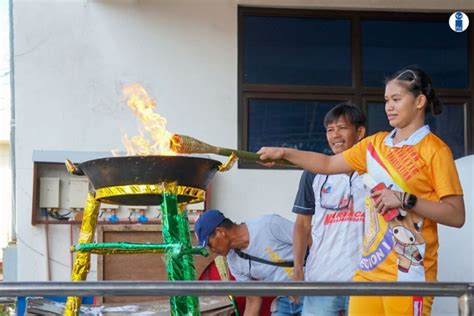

left=0, top=281, right=472, bottom=315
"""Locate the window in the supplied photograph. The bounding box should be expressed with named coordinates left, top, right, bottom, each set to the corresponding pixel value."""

left=362, top=20, right=469, bottom=88
left=248, top=99, right=344, bottom=153
left=238, top=8, right=473, bottom=168
left=243, top=16, right=352, bottom=86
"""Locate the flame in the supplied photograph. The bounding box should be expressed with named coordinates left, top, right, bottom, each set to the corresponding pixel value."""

left=117, top=83, right=175, bottom=156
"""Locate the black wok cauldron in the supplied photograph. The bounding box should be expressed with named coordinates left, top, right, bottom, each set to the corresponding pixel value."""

left=69, top=156, right=221, bottom=205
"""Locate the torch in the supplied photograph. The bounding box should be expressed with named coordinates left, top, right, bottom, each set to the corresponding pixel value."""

left=170, top=134, right=295, bottom=166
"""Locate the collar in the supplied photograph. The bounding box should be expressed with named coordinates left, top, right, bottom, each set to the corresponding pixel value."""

left=384, top=125, right=430, bottom=147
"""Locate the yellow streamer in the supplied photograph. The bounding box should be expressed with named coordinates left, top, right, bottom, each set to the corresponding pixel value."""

left=95, top=184, right=205, bottom=205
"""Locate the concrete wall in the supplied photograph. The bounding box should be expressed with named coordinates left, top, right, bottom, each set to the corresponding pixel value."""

left=1, top=0, right=12, bottom=262
left=0, top=0, right=10, bottom=144
left=12, top=0, right=473, bottom=314
left=0, top=144, right=11, bottom=252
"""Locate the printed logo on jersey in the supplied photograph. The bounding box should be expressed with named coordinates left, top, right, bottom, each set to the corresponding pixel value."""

left=324, top=210, right=364, bottom=225
left=321, top=183, right=331, bottom=193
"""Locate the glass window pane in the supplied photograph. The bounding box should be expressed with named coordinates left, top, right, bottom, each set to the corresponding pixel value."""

left=366, top=102, right=392, bottom=136
left=244, top=16, right=352, bottom=86
left=248, top=99, right=342, bottom=153
left=367, top=102, right=465, bottom=158
left=426, top=104, right=465, bottom=159
left=362, top=20, right=468, bottom=88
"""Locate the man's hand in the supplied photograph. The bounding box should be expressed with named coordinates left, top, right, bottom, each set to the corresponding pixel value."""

left=290, top=267, right=304, bottom=304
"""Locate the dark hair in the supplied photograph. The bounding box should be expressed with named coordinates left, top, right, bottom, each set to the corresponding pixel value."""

left=386, top=66, right=442, bottom=115
left=324, top=102, right=366, bottom=129
left=218, top=218, right=235, bottom=229
left=209, top=218, right=235, bottom=238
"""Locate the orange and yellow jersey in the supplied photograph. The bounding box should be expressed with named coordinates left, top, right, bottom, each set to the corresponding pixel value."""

left=342, top=125, right=463, bottom=282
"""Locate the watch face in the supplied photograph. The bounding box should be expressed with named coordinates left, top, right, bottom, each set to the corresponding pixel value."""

left=407, top=194, right=417, bottom=209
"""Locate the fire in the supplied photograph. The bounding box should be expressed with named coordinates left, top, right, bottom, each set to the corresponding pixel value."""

left=116, top=84, right=175, bottom=156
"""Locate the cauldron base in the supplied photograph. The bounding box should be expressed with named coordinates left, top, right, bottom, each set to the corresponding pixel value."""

left=101, top=194, right=195, bottom=206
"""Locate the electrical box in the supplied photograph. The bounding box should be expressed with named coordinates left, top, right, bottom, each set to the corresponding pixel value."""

left=68, top=177, right=89, bottom=209
left=32, top=150, right=109, bottom=225
left=39, top=177, right=60, bottom=209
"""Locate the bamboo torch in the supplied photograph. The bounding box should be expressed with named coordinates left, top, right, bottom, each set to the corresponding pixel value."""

left=170, top=134, right=294, bottom=166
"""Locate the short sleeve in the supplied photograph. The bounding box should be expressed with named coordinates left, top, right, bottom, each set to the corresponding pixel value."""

left=292, top=171, right=316, bottom=215
left=342, top=134, right=375, bottom=174
left=428, top=146, right=463, bottom=198
left=269, top=215, right=294, bottom=245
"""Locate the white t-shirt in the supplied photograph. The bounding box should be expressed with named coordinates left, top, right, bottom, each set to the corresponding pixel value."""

left=293, top=171, right=365, bottom=281
left=227, top=214, right=295, bottom=282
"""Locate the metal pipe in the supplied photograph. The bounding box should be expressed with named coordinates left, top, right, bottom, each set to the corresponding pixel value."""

left=459, top=291, right=473, bottom=316
left=0, top=281, right=471, bottom=297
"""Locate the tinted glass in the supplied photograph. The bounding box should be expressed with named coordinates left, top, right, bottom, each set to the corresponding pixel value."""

left=362, top=20, right=468, bottom=88
left=367, top=102, right=465, bottom=158
left=366, top=102, right=392, bottom=136
left=426, top=104, right=465, bottom=159
left=248, top=99, right=343, bottom=154
left=244, top=16, right=352, bottom=85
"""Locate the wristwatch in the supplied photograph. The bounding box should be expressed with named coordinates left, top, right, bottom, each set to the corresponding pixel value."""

left=404, top=193, right=417, bottom=209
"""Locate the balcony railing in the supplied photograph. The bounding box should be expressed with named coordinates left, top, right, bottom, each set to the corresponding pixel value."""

left=0, top=281, right=472, bottom=315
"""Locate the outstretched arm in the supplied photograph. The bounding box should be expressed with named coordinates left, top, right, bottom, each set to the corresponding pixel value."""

left=257, top=147, right=353, bottom=174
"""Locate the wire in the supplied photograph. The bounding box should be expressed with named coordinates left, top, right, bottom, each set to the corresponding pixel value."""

left=41, top=208, right=75, bottom=220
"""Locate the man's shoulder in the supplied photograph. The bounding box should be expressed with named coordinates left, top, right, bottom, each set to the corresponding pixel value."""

left=298, top=170, right=329, bottom=189
left=299, top=170, right=318, bottom=182
left=251, top=214, right=291, bottom=226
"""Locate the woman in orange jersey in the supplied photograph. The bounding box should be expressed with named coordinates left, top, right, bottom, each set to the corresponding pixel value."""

left=257, top=66, right=465, bottom=316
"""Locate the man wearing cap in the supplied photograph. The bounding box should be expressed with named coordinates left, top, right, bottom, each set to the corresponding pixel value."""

left=195, top=210, right=303, bottom=316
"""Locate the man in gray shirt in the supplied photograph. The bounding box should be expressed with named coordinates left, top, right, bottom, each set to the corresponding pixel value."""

left=195, top=209, right=303, bottom=316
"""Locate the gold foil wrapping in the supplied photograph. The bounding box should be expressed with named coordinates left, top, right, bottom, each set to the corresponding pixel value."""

left=95, top=184, right=205, bottom=205
left=65, top=193, right=100, bottom=315
left=218, top=152, right=238, bottom=172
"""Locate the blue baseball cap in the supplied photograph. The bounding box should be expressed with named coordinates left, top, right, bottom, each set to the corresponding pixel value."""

left=194, top=209, right=225, bottom=247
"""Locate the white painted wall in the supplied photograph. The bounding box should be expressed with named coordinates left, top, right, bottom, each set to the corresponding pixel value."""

left=12, top=0, right=473, bottom=314
left=0, top=0, right=10, bottom=143
left=0, top=0, right=12, bottom=263
left=0, top=144, right=11, bottom=254
left=434, top=155, right=474, bottom=315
